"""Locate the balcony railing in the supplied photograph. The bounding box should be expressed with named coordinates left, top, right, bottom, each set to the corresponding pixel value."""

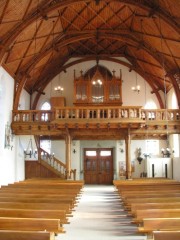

left=12, top=107, right=180, bottom=123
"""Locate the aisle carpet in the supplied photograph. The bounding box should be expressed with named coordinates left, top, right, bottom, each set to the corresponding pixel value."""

left=57, top=185, right=147, bottom=240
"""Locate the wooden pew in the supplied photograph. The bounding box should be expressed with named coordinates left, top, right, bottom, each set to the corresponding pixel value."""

left=0, top=217, right=64, bottom=233
left=0, top=179, right=84, bottom=236
left=130, top=202, right=180, bottom=215
left=123, top=197, right=180, bottom=208
left=0, top=208, right=71, bottom=225
left=133, top=209, right=180, bottom=223
left=0, top=187, right=81, bottom=196
left=138, top=218, right=180, bottom=234
left=121, top=192, right=180, bottom=199
left=0, top=201, right=72, bottom=211
left=0, top=192, right=81, bottom=201
left=114, top=179, right=180, bottom=192
left=152, top=231, right=180, bottom=240
left=0, top=230, right=55, bottom=240
left=6, top=183, right=83, bottom=190
left=0, top=197, right=76, bottom=208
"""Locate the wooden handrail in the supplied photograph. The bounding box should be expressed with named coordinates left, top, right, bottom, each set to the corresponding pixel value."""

left=39, top=148, right=76, bottom=180
left=12, top=107, right=180, bottom=123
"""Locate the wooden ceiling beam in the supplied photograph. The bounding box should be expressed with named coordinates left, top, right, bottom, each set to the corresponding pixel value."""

left=63, top=5, right=87, bottom=32
left=0, top=0, right=179, bottom=63
left=0, top=0, right=9, bottom=24
left=14, top=20, right=43, bottom=75
left=69, top=3, right=96, bottom=30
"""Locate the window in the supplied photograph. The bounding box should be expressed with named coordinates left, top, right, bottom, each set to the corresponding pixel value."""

left=86, top=151, right=97, bottom=156
left=172, top=92, right=178, bottom=109
left=41, top=102, right=51, bottom=121
left=41, top=102, right=51, bottom=110
left=100, top=150, right=111, bottom=156
left=144, top=101, right=157, bottom=109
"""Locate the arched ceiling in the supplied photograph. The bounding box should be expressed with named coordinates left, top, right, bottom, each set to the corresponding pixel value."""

left=0, top=0, right=179, bottom=108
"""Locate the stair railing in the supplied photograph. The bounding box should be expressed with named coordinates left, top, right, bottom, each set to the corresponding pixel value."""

left=39, top=148, right=76, bottom=180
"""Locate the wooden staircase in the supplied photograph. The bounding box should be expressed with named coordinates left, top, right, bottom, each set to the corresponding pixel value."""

left=39, top=148, right=76, bottom=180
left=25, top=148, right=76, bottom=180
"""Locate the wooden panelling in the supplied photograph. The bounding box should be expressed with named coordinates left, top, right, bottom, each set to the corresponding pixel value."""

left=25, top=161, right=58, bottom=179
left=50, top=97, right=65, bottom=109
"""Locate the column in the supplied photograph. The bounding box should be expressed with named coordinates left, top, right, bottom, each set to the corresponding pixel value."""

left=65, top=133, right=72, bottom=179
left=125, top=129, right=132, bottom=179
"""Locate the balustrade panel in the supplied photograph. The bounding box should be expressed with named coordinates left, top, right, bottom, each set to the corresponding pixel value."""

left=12, top=108, right=180, bottom=123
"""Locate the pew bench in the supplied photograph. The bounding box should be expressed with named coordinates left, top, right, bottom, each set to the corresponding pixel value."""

left=0, top=217, right=65, bottom=233
left=0, top=230, right=55, bottom=240
left=0, top=202, right=72, bottom=212
left=123, top=197, right=180, bottom=208
left=129, top=202, right=180, bottom=215
left=132, top=209, right=180, bottom=223
left=121, top=192, right=180, bottom=200
left=6, top=183, right=83, bottom=190
left=0, top=196, right=76, bottom=208
left=138, top=218, right=180, bottom=234
left=0, top=208, right=71, bottom=225
left=0, top=187, right=81, bottom=196
left=152, top=230, right=180, bottom=240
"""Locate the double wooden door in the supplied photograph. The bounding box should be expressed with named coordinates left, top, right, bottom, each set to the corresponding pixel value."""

left=84, top=148, right=113, bottom=184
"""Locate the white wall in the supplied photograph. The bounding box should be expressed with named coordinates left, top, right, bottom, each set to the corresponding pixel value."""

left=173, top=134, right=180, bottom=181
left=0, top=67, right=17, bottom=185
left=0, top=67, right=32, bottom=186
left=19, top=89, right=31, bottom=110
left=50, top=138, right=169, bottom=180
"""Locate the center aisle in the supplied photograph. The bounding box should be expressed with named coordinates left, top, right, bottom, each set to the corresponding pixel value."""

left=57, top=185, right=147, bottom=240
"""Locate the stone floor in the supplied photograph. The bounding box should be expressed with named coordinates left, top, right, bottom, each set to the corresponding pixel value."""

left=56, top=185, right=147, bottom=240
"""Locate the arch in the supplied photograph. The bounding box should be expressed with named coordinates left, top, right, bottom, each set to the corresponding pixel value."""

left=31, top=57, right=164, bottom=110
left=13, top=31, right=173, bottom=110
left=0, top=0, right=178, bottom=55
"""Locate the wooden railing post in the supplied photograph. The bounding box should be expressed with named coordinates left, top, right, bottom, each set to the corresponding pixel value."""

left=125, top=128, right=132, bottom=179
left=65, top=132, right=72, bottom=179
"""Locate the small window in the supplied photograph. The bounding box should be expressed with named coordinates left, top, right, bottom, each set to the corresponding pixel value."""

left=41, top=102, right=51, bottom=110
left=100, top=151, right=111, bottom=156
left=144, top=101, right=157, bottom=109
left=41, top=102, right=51, bottom=121
left=86, top=151, right=97, bottom=156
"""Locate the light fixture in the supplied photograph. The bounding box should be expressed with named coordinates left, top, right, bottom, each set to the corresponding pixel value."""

left=54, top=85, right=64, bottom=93
left=24, top=137, right=37, bottom=158
left=143, top=153, right=151, bottom=159
left=161, top=147, right=174, bottom=158
left=92, top=60, right=103, bottom=86
left=119, top=148, right=124, bottom=153
left=157, top=7, right=175, bottom=160
left=92, top=79, right=102, bottom=86
left=51, top=20, right=64, bottom=94
left=54, top=72, right=64, bottom=93
left=132, top=71, right=140, bottom=93
left=136, top=147, right=143, bottom=164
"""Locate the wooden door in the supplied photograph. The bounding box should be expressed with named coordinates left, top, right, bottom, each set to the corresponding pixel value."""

left=84, top=148, right=113, bottom=184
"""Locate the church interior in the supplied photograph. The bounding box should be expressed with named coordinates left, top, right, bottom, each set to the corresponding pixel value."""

left=0, top=0, right=180, bottom=239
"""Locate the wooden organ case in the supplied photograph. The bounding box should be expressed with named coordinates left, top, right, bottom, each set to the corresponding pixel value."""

left=74, top=65, right=123, bottom=106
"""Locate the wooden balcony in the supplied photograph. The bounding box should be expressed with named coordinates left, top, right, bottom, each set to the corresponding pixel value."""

left=11, top=107, right=180, bottom=140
